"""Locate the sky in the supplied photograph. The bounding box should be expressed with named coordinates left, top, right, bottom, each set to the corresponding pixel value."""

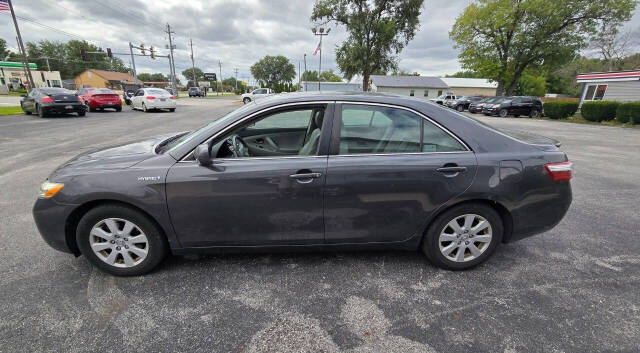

left=1, top=0, right=639, bottom=84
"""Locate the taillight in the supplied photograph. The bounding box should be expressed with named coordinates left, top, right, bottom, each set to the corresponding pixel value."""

left=147, top=96, right=156, bottom=100
left=169, top=96, right=175, bottom=100
left=545, top=161, right=572, bottom=181
left=42, top=96, right=53, bottom=103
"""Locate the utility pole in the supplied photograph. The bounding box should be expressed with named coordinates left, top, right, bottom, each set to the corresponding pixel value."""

left=298, top=61, right=301, bottom=91
left=129, top=42, right=138, bottom=84
left=312, top=27, right=330, bottom=91
left=166, top=23, right=177, bottom=95
left=218, top=60, right=222, bottom=94
left=233, top=68, right=239, bottom=91
left=8, top=0, right=35, bottom=90
left=189, top=38, right=198, bottom=87
left=303, top=53, right=307, bottom=91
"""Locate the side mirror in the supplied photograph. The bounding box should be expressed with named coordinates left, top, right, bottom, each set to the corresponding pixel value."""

left=194, top=143, right=212, bottom=165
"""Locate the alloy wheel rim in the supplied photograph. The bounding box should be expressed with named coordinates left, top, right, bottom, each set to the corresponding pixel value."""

left=438, top=214, right=492, bottom=262
left=89, top=218, right=149, bottom=268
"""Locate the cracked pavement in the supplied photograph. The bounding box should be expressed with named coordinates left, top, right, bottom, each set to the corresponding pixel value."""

left=0, top=98, right=638, bottom=352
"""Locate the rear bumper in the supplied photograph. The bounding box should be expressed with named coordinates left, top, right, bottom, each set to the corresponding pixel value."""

left=146, top=100, right=177, bottom=109
left=42, top=103, right=85, bottom=114
left=89, top=101, right=121, bottom=109
left=32, top=197, right=78, bottom=254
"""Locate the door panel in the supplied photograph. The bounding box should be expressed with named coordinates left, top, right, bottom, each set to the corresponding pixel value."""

left=166, top=157, right=327, bottom=247
left=324, top=153, right=477, bottom=243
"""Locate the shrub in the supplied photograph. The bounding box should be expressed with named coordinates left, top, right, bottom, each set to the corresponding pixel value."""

left=615, top=102, right=640, bottom=124
left=543, top=101, right=579, bottom=119
left=581, top=101, right=620, bottom=122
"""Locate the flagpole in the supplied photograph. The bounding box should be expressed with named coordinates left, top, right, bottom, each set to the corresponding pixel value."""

left=7, top=0, right=35, bottom=90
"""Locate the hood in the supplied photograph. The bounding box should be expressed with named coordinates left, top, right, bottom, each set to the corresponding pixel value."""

left=51, top=133, right=178, bottom=177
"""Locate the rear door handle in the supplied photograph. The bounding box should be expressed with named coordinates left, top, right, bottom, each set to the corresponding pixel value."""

left=289, top=172, right=322, bottom=179
left=436, top=166, right=467, bottom=173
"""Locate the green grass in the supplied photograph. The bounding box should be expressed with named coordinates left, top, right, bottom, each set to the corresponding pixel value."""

left=0, top=106, right=23, bottom=116
left=1, top=91, right=27, bottom=97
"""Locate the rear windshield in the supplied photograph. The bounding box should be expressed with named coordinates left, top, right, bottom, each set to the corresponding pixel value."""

left=93, top=89, right=115, bottom=94
left=147, top=89, right=169, bottom=95
left=41, top=88, right=69, bottom=94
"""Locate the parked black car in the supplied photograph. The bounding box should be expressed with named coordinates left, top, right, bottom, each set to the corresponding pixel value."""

left=188, top=87, right=205, bottom=97
left=448, top=96, right=485, bottom=112
left=469, top=97, right=501, bottom=114
left=33, top=92, right=572, bottom=276
left=20, top=87, right=85, bottom=118
left=482, top=96, right=543, bottom=118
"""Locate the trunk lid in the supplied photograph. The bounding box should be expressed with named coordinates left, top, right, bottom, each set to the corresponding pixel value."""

left=50, top=94, right=79, bottom=103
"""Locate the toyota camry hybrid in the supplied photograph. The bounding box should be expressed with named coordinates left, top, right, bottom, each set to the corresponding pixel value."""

left=33, top=92, right=572, bottom=276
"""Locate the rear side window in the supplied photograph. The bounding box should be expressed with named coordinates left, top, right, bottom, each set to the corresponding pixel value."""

left=338, top=104, right=467, bottom=155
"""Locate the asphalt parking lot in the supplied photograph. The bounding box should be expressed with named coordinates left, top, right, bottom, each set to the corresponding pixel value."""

left=0, top=97, right=638, bottom=352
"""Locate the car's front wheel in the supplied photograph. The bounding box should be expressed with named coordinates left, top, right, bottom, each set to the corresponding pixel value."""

left=456, top=105, right=464, bottom=112
left=422, top=203, right=502, bottom=270
left=498, top=109, right=508, bottom=117
left=529, top=109, right=540, bottom=118
left=76, top=204, right=169, bottom=276
left=243, top=98, right=251, bottom=104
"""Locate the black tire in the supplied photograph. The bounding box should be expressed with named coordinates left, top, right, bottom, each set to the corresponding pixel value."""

left=77, top=111, right=86, bottom=117
left=22, top=103, right=32, bottom=115
left=168, top=108, right=175, bottom=112
left=142, top=103, right=149, bottom=112
left=422, top=203, right=503, bottom=270
left=529, top=109, right=540, bottom=118
left=76, top=204, right=169, bottom=276
left=498, top=109, right=508, bottom=117
left=37, top=104, right=46, bottom=118
left=243, top=98, right=251, bottom=104
left=456, top=105, right=464, bottom=112
left=115, top=106, right=122, bottom=112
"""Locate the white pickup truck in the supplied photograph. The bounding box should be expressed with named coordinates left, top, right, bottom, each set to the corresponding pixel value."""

left=241, top=88, right=275, bottom=104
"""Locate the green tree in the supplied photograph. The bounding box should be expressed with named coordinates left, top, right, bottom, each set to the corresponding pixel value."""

left=0, top=38, right=11, bottom=60
left=391, top=70, right=420, bottom=76
left=181, top=67, right=204, bottom=83
left=301, top=70, right=319, bottom=81
left=302, top=69, right=343, bottom=82
left=311, top=0, right=424, bottom=91
left=445, top=70, right=484, bottom=78
left=250, top=55, right=296, bottom=88
left=450, top=0, right=636, bottom=96
left=514, top=71, right=547, bottom=96
left=137, top=73, right=168, bottom=82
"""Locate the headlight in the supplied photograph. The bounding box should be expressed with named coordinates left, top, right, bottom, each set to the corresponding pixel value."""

left=38, top=181, right=64, bottom=198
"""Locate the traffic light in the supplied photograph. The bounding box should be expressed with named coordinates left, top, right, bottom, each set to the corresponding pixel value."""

left=150, top=46, right=155, bottom=59
left=80, top=47, right=87, bottom=61
left=140, top=44, right=146, bottom=55
left=106, top=48, right=112, bottom=58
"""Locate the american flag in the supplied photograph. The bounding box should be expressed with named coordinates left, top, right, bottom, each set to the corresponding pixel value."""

left=313, top=40, right=321, bottom=56
left=0, top=0, right=9, bottom=11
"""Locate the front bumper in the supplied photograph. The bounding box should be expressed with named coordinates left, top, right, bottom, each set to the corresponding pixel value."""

left=483, top=107, right=498, bottom=115
left=33, top=197, right=78, bottom=254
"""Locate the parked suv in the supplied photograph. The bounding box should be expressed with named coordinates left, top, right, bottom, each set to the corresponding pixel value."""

left=188, top=87, right=205, bottom=97
left=447, top=96, right=484, bottom=112
left=430, top=93, right=457, bottom=105
left=241, top=88, right=275, bottom=104
left=483, top=96, right=543, bottom=118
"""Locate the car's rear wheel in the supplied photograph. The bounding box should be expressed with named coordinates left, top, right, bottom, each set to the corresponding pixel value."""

left=456, top=105, right=464, bottom=112
left=169, top=108, right=175, bottom=112
left=498, top=109, right=508, bottom=117
left=115, top=106, right=122, bottom=112
left=529, top=109, right=540, bottom=118
left=22, top=103, right=32, bottom=115
left=77, top=111, right=86, bottom=117
left=76, top=204, right=168, bottom=276
left=142, top=103, right=149, bottom=112
left=422, top=203, right=502, bottom=270
left=243, top=98, right=251, bottom=104
left=37, top=104, right=46, bottom=118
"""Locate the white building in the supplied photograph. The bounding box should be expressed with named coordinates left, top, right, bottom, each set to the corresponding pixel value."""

left=576, top=70, right=640, bottom=106
left=369, top=75, right=449, bottom=98
left=0, top=61, right=62, bottom=90
left=440, top=78, right=498, bottom=97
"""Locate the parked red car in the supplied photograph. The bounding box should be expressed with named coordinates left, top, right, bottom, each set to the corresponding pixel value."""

left=77, top=88, right=122, bottom=112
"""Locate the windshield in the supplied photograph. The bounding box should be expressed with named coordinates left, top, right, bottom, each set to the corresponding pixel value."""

left=164, top=103, right=255, bottom=153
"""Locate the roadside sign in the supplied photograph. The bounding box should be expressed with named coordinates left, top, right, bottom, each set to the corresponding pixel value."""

left=203, top=73, right=217, bottom=81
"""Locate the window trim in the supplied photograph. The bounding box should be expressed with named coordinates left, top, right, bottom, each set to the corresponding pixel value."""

left=179, top=101, right=334, bottom=162
left=330, top=101, right=471, bottom=156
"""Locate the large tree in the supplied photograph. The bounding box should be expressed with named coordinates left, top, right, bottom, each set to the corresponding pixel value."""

left=0, top=38, right=10, bottom=60
left=311, top=0, right=424, bottom=91
left=450, top=0, right=636, bottom=96
left=250, top=55, right=296, bottom=88
left=137, top=73, right=168, bottom=82
left=181, top=67, right=204, bottom=83
left=301, top=69, right=343, bottom=82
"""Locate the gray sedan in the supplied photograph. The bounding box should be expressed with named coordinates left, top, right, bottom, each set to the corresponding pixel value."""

left=33, top=92, right=572, bottom=276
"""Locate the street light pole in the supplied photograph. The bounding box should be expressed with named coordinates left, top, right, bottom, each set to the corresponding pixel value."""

left=311, top=27, right=330, bottom=91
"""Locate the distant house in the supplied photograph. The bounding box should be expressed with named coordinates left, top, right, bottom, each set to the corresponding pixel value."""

left=576, top=70, right=640, bottom=106
left=301, top=81, right=362, bottom=92
left=74, top=69, right=139, bottom=90
left=440, top=78, right=497, bottom=97
left=369, top=75, right=449, bottom=98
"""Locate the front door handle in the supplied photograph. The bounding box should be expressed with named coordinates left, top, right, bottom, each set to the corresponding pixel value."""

left=436, top=166, right=467, bottom=173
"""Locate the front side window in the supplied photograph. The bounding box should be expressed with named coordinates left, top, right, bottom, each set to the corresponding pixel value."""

left=212, top=106, right=325, bottom=159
